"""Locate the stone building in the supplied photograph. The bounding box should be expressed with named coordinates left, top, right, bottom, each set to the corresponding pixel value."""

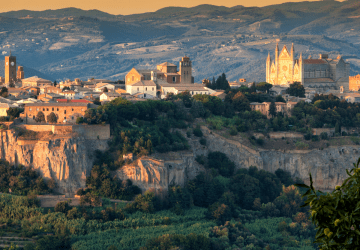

left=266, top=43, right=350, bottom=90
left=21, top=103, right=91, bottom=124
left=250, top=102, right=288, bottom=118
left=22, top=76, right=53, bottom=87
left=125, top=57, right=194, bottom=86
left=349, top=74, right=360, bottom=91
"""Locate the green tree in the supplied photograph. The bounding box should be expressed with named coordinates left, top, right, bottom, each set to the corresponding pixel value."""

left=47, top=112, right=58, bottom=123
left=249, top=82, right=257, bottom=93
left=103, top=87, right=109, bottom=92
left=295, top=158, right=360, bottom=249
left=6, top=107, right=22, bottom=119
left=275, top=95, right=286, bottom=102
left=286, top=82, right=305, bottom=97
left=269, top=101, right=276, bottom=117
left=256, top=82, right=273, bottom=93
left=35, top=111, right=45, bottom=123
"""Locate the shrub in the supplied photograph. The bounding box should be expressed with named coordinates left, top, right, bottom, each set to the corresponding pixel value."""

left=342, top=131, right=347, bottom=136
left=351, top=136, right=360, bottom=145
left=303, top=133, right=311, bottom=140
left=35, top=111, right=45, bottom=123
left=186, top=130, right=191, bottom=138
left=256, top=138, right=264, bottom=145
left=199, top=138, right=206, bottom=146
left=54, top=200, right=71, bottom=214
left=195, top=155, right=206, bottom=165
left=295, top=141, right=309, bottom=150
left=193, top=128, right=203, bottom=137
left=229, top=126, right=238, bottom=136
left=311, top=135, right=319, bottom=142
left=320, top=132, right=328, bottom=140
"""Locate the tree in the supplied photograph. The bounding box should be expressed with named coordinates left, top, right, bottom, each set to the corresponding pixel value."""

left=256, top=82, right=273, bottom=93
left=47, top=112, right=58, bottom=123
left=269, top=101, right=276, bottom=117
left=7, top=107, right=22, bottom=119
left=103, top=87, right=109, bottom=92
left=275, top=95, right=286, bottom=102
left=249, top=82, right=257, bottom=93
left=54, top=80, right=57, bottom=87
left=286, top=82, right=305, bottom=97
left=35, top=111, right=45, bottom=123
left=62, top=86, right=70, bottom=91
left=0, top=87, right=8, bottom=97
left=295, top=158, right=360, bottom=249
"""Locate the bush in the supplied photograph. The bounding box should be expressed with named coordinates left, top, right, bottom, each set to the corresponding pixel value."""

left=311, top=135, right=319, bottom=142
left=320, top=132, right=328, bottom=140
left=256, top=138, right=264, bottom=145
left=193, top=128, right=203, bottom=137
left=54, top=200, right=71, bottom=214
left=47, top=112, right=58, bottom=123
left=199, top=138, right=206, bottom=146
left=342, top=131, right=348, bottom=136
left=303, top=133, right=311, bottom=140
left=229, top=126, right=238, bottom=136
left=295, top=141, right=309, bottom=150
left=35, top=111, right=45, bottom=123
left=186, top=130, right=191, bottom=138
left=351, top=136, right=360, bottom=145
left=195, top=155, right=206, bottom=165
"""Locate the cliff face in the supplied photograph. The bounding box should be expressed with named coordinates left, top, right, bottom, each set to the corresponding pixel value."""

left=0, top=130, right=108, bottom=195
left=199, top=126, right=359, bottom=192
left=116, top=154, right=205, bottom=193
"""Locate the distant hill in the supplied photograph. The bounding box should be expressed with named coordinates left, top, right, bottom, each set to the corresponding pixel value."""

left=0, top=1, right=360, bottom=82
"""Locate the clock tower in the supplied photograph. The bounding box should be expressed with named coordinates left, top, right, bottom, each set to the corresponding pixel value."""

left=5, top=51, right=16, bottom=84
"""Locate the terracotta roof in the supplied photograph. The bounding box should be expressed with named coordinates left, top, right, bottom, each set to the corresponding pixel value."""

left=25, top=103, right=88, bottom=107
left=95, top=82, right=114, bottom=88
left=102, top=92, right=121, bottom=97
left=303, top=59, right=327, bottom=64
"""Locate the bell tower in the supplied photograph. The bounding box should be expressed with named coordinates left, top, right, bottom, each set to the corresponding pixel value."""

left=5, top=51, right=16, bottom=84
left=179, top=56, right=193, bottom=84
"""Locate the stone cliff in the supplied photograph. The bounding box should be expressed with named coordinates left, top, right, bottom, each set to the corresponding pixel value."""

left=198, top=126, right=360, bottom=192
left=0, top=130, right=108, bottom=195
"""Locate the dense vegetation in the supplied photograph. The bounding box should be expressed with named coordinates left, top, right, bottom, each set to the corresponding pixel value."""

left=0, top=160, right=53, bottom=195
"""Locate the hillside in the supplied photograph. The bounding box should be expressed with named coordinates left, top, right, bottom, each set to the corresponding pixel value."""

left=1, top=1, right=360, bottom=81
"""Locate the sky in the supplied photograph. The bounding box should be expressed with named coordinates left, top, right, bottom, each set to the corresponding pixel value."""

left=0, top=0, right=335, bottom=15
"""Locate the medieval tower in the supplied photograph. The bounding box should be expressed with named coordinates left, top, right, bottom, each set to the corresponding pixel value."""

left=5, top=52, right=16, bottom=84
left=179, top=56, right=193, bottom=84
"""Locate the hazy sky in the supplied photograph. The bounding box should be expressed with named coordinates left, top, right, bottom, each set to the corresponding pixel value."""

left=0, top=0, right=332, bottom=15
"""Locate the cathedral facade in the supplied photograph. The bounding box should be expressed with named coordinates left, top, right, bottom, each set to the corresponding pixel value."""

left=266, top=43, right=349, bottom=90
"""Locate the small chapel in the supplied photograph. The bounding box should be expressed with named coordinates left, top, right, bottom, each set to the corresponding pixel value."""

left=266, top=43, right=349, bottom=90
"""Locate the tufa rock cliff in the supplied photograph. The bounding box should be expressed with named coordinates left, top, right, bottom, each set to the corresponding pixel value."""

left=0, top=130, right=108, bottom=195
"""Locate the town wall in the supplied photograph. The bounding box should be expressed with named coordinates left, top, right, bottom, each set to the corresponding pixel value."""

left=268, top=132, right=303, bottom=139
left=16, top=124, right=110, bottom=140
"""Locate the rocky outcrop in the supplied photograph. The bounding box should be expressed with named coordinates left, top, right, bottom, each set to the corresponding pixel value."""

left=0, top=130, right=108, bottom=195
left=116, top=154, right=205, bottom=193
left=198, top=126, right=360, bottom=192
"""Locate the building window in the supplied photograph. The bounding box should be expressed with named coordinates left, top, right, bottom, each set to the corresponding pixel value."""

left=72, top=116, right=74, bottom=120
left=144, top=94, right=147, bottom=98
left=173, top=77, right=176, bottom=83
left=57, top=108, right=59, bottom=111
left=52, top=108, right=54, bottom=111
left=137, top=87, right=139, bottom=91
left=152, top=87, right=154, bottom=91
left=64, top=110, right=66, bottom=114
left=146, top=87, right=147, bottom=91
left=43, top=108, right=45, bottom=111
left=47, top=108, right=49, bottom=111
left=72, top=108, right=74, bottom=111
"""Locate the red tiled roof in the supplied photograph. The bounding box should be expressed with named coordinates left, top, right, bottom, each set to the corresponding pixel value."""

left=57, top=99, right=68, bottom=102
left=303, top=59, right=327, bottom=64
left=71, top=99, right=92, bottom=103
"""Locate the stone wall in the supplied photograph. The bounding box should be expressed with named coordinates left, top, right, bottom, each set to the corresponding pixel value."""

left=268, top=132, right=303, bottom=139
left=312, top=128, right=335, bottom=136
left=17, top=124, right=111, bottom=140
left=72, top=125, right=110, bottom=140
